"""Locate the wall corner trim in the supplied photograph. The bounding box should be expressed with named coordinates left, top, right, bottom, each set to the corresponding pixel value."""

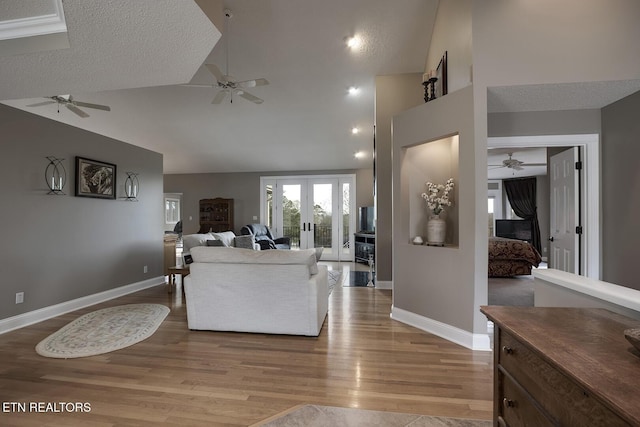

left=391, top=305, right=491, bottom=351
left=0, top=277, right=165, bottom=335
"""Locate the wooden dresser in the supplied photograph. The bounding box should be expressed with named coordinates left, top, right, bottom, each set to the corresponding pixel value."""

left=480, top=306, right=640, bottom=427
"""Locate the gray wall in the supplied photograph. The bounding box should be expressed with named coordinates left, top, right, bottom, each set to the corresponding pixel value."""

left=164, top=168, right=373, bottom=238
left=0, top=104, right=164, bottom=320
left=393, top=86, right=483, bottom=334
left=601, top=90, right=640, bottom=290
left=488, top=110, right=602, bottom=137
left=374, top=73, right=424, bottom=284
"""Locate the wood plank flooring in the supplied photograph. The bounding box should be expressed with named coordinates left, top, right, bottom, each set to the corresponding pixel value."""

left=0, top=271, right=493, bottom=426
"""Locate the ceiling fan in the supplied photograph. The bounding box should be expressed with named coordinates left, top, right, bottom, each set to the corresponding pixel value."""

left=26, top=95, right=111, bottom=118
left=184, top=9, right=269, bottom=104
left=488, top=152, right=546, bottom=171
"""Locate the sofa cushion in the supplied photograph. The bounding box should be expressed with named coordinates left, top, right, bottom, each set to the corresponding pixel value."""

left=182, top=233, right=214, bottom=253
left=191, top=247, right=318, bottom=275
left=211, top=231, right=236, bottom=247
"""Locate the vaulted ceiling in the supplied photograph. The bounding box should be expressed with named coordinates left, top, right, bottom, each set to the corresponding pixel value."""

left=0, top=0, right=438, bottom=174
left=4, top=1, right=638, bottom=176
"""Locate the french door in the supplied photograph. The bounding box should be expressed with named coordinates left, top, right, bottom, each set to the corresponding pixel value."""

left=260, top=175, right=355, bottom=261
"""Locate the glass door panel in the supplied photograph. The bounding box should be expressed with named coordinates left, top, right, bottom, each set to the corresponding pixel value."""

left=282, top=183, right=302, bottom=249
left=342, top=182, right=352, bottom=257
left=310, top=182, right=335, bottom=256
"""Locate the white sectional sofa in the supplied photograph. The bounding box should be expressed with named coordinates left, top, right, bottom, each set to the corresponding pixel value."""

left=182, top=231, right=259, bottom=263
left=184, top=247, right=328, bottom=336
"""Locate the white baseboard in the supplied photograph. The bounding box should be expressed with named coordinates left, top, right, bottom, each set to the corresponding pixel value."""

left=374, top=280, right=393, bottom=290
left=0, top=277, right=165, bottom=335
left=391, top=306, right=491, bottom=351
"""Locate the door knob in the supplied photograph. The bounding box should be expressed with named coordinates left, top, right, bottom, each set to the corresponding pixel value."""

left=549, top=236, right=554, bottom=242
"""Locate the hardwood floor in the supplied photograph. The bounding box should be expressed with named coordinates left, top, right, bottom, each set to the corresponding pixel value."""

left=0, top=269, right=493, bottom=426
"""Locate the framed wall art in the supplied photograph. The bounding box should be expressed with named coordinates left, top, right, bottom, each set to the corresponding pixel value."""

left=436, top=51, right=448, bottom=98
left=75, top=156, right=116, bottom=199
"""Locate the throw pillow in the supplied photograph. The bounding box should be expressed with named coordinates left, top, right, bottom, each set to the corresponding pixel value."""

left=234, top=235, right=255, bottom=250
left=206, top=239, right=225, bottom=247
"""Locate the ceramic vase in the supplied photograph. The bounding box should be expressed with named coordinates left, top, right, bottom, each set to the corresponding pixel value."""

left=427, top=214, right=446, bottom=245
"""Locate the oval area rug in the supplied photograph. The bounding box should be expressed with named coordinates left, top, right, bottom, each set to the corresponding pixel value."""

left=36, top=304, right=170, bottom=358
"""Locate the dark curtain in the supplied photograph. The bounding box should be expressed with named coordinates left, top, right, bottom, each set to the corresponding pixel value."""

left=503, top=177, right=542, bottom=254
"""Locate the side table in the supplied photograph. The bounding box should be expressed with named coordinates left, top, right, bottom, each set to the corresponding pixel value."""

left=167, top=265, right=190, bottom=294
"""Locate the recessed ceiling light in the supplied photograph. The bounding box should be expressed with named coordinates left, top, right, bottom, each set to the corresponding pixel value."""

left=346, top=36, right=361, bottom=49
left=348, top=86, right=359, bottom=95
left=351, top=127, right=360, bottom=135
left=354, top=151, right=365, bottom=159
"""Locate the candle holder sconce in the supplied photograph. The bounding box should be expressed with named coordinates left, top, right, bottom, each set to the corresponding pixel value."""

left=123, top=172, right=139, bottom=201
left=45, top=156, right=66, bottom=195
left=422, top=77, right=437, bottom=102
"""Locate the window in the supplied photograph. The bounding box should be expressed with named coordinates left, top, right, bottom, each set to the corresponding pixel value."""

left=165, top=197, right=180, bottom=225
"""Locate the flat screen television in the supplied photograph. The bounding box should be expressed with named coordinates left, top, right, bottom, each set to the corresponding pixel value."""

left=358, top=206, right=375, bottom=233
left=495, top=219, right=532, bottom=242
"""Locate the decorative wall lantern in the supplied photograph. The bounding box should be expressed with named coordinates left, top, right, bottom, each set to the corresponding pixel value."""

left=45, top=156, right=66, bottom=195
left=123, top=172, right=139, bottom=201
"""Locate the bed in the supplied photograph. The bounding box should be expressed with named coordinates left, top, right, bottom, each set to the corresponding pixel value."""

left=488, top=237, right=542, bottom=277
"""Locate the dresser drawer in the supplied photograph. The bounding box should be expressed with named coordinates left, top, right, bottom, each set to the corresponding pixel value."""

left=498, top=330, right=629, bottom=426
left=498, top=369, right=554, bottom=427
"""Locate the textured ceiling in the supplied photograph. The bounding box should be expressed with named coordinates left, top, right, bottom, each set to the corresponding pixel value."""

left=0, top=0, right=57, bottom=21
left=0, top=0, right=437, bottom=174
left=0, top=0, right=220, bottom=99
left=487, top=80, right=640, bottom=113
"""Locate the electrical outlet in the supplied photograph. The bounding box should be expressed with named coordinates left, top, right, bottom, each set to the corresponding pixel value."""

left=15, top=292, right=24, bottom=304
left=143, top=265, right=148, bottom=274
left=253, top=215, right=258, bottom=220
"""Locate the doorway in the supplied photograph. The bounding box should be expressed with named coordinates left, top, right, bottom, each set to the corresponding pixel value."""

left=488, top=134, right=599, bottom=278
left=164, top=193, right=182, bottom=234
left=260, top=175, right=356, bottom=261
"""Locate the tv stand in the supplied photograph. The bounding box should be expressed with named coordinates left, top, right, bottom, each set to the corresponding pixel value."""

left=354, top=232, right=375, bottom=264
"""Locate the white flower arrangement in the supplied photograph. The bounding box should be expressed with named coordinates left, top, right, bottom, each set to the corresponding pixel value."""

left=421, top=178, right=454, bottom=216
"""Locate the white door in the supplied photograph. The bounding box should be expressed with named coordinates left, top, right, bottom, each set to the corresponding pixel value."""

left=261, top=175, right=355, bottom=261
left=549, top=148, right=580, bottom=273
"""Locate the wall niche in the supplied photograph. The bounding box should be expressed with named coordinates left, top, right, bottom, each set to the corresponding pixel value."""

left=402, top=134, right=459, bottom=247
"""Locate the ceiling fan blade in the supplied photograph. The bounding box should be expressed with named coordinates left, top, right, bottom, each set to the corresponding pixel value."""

left=237, top=78, right=269, bottom=88
left=180, top=84, right=215, bottom=88
left=66, top=104, right=89, bottom=118
left=237, top=90, right=264, bottom=104
left=74, top=101, right=111, bottom=111
left=26, top=100, right=56, bottom=107
left=212, top=90, right=229, bottom=104
left=205, top=64, right=226, bottom=82
left=488, top=165, right=506, bottom=170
